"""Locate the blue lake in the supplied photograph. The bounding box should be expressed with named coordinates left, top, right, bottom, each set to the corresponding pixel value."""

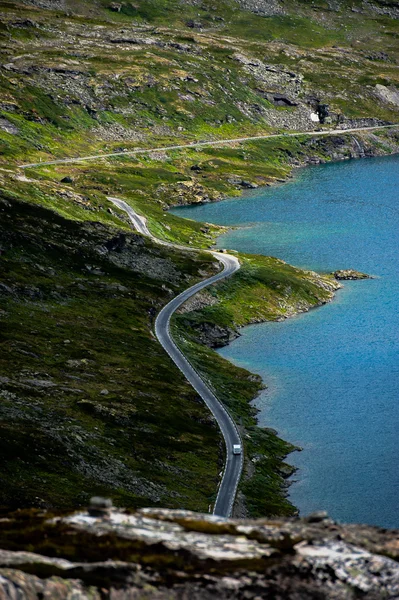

left=171, top=155, right=399, bottom=528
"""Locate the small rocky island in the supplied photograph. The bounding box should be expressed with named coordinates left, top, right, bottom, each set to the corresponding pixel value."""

left=333, top=270, right=372, bottom=280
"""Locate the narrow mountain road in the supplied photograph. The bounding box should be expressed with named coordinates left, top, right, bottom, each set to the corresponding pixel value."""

left=109, top=197, right=242, bottom=517
left=21, top=124, right=398, bottom=168
left=108, top=196, right=151, bottom=237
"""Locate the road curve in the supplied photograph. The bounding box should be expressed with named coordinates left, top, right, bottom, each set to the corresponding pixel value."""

left=21, top=124, right=398, bottom=168
left=109, top=197, right=243, bottom=517
left=108, top=196, right=151, bottom=236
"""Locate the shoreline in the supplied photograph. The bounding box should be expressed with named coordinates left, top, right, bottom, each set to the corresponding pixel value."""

left=168, top=128, right=399, bottom=218
left=170, top=142, right=390, bottom=518
left=217, top=277, right=345, bottom=517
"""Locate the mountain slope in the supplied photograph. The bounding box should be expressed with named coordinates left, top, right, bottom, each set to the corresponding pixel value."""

left=0, top=0, right=398, bottom=515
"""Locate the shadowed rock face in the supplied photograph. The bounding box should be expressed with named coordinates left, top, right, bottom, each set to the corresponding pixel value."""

left=0, top=506, right=398, bottom=599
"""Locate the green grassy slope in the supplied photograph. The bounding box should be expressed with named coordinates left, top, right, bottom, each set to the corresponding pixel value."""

left=0, top=194, right=223, bottom=511
left=1, top=0, right=399, bottom=167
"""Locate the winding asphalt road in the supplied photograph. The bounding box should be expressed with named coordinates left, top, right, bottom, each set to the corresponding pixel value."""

left=108, top=196, right=152, bottom=237
left=109, top=196, right=242, bottom=517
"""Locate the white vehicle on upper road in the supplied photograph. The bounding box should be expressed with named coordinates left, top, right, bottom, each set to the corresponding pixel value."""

left=233, top=444, right=242, bottom=455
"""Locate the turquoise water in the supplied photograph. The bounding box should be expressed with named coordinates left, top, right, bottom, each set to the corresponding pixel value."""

left=171, top=155, right=399, bottom=528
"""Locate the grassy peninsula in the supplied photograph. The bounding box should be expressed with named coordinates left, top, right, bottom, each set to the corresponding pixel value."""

left=0, top=0, right=398, bottom=516
left=172, top=253, right=340, bottom=516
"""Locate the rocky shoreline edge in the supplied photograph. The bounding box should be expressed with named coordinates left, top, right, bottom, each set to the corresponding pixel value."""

left=167, top=128, right=399, bottom=210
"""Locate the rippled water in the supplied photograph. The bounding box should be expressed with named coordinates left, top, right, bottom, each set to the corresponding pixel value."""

left=171, top=155, right=399, bottom=527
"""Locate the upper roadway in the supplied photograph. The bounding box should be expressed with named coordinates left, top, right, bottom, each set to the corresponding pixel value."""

left=109, top=196, right=242, bottom=517
left=21, top=124, right=398, bottom=168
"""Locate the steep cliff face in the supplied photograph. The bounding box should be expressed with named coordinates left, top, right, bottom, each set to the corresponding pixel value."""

left=0, top=503, right=398, bottom=599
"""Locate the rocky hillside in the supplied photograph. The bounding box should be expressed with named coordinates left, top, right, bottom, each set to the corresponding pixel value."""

left=0, top=194, right=227, bottom=512
left=0, top=0, right=399, bottom=518
left=1, top=0, right=399, bottom=167
left=1, top=0, right=399, bottom=231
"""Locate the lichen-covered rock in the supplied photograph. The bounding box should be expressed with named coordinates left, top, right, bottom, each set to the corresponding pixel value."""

left=0, top=506, right=397, bottom=598
left=237, top=0, right=285, bottom=16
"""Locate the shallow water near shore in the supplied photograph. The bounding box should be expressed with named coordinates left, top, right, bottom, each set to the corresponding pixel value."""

left=171, top=154, right=399, bottom=528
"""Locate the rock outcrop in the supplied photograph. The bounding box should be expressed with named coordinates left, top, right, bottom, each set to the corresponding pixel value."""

left=375, top=84, right=399, bottom=108
left=333, top=269, right=371, bottom=280
left=0, top=503, right=398, bottom=599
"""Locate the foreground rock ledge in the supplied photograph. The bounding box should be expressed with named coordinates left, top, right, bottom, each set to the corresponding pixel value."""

left=0, top=506, right=398, bottom=599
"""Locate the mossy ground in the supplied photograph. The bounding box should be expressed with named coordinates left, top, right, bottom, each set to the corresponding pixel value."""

left=1, top=0, right=398, bottom=167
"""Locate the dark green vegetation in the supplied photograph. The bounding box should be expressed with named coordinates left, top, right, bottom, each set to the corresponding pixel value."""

left=0, top=0, right=399, bottom=516
left=0, top=195, right=223, bottom=510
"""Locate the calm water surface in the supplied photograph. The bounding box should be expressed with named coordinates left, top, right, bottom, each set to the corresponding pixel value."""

left=171, top=155, right=399, bottom=528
